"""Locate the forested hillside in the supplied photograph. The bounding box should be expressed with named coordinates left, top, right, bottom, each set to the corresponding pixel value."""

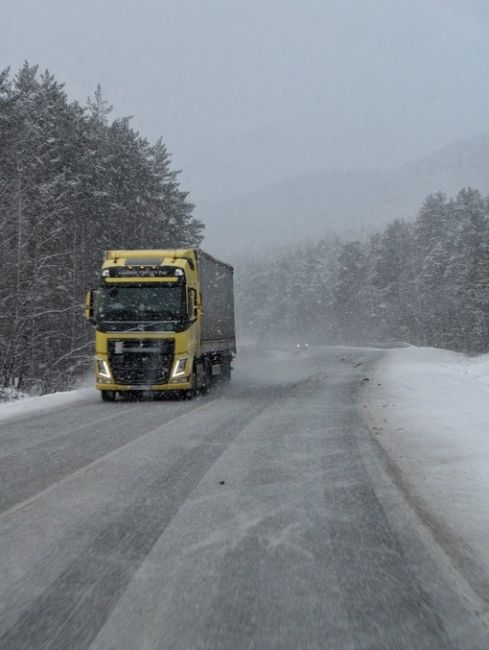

left=0, top=63, right=203, bottom=395
left=237, top=187, right=489, bottom=354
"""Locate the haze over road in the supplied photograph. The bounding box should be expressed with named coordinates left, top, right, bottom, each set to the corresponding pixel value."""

left=0, top=348, right=487, bottom=649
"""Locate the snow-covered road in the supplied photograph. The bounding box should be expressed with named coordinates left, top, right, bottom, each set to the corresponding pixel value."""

left=0, top=347, right=488, bottom=649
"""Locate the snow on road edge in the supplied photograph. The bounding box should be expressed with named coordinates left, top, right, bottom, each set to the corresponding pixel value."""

left=0, top=388, right=97, bottom=425
left=366, top=346, right=489, bottom=581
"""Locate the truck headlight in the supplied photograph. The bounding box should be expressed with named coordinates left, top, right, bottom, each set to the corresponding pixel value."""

left=172, top=357, right=188, bottom=378
left=97, top=359, right=112, bottom=379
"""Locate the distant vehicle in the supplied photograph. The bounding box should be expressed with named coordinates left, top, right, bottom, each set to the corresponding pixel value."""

left=296, top=343, right=310, bottom=351
left=85, top=249, right=236, bottom=401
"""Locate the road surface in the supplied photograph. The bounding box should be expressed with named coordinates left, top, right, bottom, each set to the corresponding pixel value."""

left=0, top=347, right=488, bottom=649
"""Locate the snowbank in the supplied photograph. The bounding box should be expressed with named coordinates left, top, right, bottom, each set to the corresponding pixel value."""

left=0, top=388, right=96, bottom=425
left=366, top=346, right=489, bottom=582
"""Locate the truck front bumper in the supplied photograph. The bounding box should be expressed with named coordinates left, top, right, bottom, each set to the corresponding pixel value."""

left=97, top=381, right=192, bottom=392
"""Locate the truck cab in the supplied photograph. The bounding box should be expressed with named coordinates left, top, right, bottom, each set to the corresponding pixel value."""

left=85, top=249, right=235, bottom=401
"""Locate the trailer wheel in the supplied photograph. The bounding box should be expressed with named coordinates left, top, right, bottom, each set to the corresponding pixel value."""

left=221, top=356, right=232, bottom=382
left=101, top=390, right=116, bottom=402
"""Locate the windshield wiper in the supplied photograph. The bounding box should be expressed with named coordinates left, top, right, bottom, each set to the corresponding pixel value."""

left=99, top=318, right=182, bottom=331
left=99, top=310, right=136, bottom=321
left=137, top=310, right=180, bottom=320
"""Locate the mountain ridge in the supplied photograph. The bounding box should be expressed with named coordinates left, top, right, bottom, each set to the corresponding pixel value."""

left=197, top=134, right=489, bottom=257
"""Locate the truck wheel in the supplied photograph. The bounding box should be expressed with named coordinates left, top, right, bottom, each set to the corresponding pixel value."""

left=197, top=360, right=210, bottom=395
left=101, top=390, right=116, bottom=402
left=202, top=367, right=210, bottom=394
left=181, top=368, right=197, bottom=400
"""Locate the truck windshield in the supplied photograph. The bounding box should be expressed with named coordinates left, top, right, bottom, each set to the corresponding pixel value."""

left=97, top=285, right=186, bottom=322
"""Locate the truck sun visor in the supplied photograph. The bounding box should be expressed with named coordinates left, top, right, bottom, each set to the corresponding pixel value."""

left=125, top=257, right=163, bottom=266
left=102, top=266, right=184, bottom=279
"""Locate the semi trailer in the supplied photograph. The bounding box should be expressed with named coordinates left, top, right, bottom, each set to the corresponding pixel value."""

left=85, top=249, right=236, bottom=401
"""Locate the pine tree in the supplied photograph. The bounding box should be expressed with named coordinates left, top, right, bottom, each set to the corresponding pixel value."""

left=372, top=220, right=417, bottom=342
left=332, top=241, right=370, bottom=344
left=0, top=64, right=204, bottom=395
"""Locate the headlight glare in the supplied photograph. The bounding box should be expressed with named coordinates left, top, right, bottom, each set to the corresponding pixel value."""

left=172, top=357, right=187, bottom=378
left=97, top=359, right=112, bottom=379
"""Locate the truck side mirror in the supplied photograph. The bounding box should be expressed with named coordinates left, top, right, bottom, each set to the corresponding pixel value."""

left=84, top=290, right=96, bottom=324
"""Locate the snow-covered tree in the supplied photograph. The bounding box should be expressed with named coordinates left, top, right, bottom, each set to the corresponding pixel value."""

left=0, top=63, right=203, bottom=394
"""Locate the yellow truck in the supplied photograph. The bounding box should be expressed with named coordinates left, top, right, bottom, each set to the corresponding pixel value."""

left=85, top=249, right=236, bottom=401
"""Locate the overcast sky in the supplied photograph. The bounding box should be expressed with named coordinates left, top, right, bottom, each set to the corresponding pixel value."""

left=2, top=0, right=489, bottom=203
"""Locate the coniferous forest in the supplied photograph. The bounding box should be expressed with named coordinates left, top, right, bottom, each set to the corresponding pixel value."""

left=1, top=63, right=488, bottom=397
left=237, top=187, right=489, bottom=355
left=0, top=63, right=203, bottom=394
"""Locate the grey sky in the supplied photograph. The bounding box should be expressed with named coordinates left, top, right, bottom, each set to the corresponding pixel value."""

left=2, top=0, right=489, bottom=203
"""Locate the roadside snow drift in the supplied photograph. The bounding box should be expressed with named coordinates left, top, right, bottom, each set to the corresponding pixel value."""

left=367, top=346, right=489, bottom=578
left=0, top=389, right=96, bottom=425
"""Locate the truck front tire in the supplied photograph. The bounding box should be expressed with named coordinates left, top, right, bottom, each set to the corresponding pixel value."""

left=101, top=390, right=116, bottom=402
left=180, top=367, right=197, bottom=400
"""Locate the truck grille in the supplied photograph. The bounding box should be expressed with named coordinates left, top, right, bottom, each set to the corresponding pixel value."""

left=108, top=339, right=175, bottom=385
